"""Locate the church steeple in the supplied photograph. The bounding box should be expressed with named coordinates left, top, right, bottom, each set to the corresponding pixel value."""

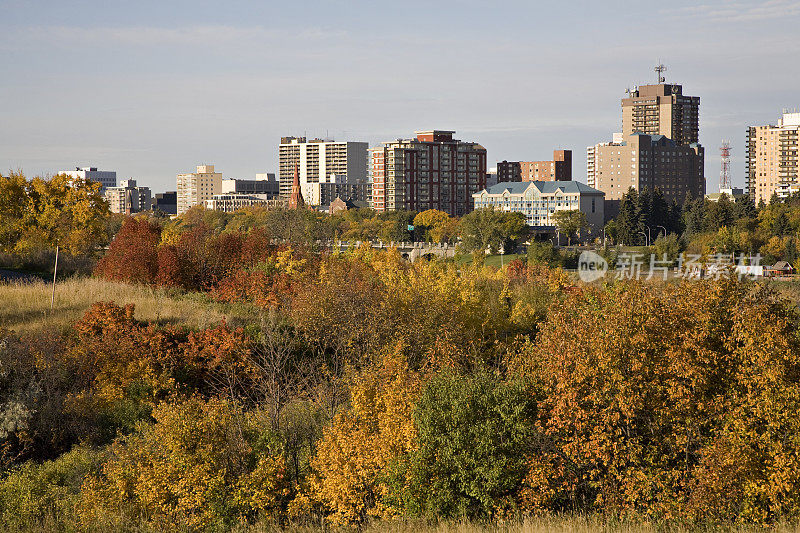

left=289, top=163, right=305, bottom=209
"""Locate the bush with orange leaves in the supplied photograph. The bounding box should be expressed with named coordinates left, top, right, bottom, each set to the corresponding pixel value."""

left=94, top=218, right=160, bottom=284
left=513, top=277, right=800, bottom=523
left=307, top=344, right=422, bottom=524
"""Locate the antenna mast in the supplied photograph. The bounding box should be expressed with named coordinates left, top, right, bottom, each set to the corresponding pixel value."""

left=655, top=63, right=667, bottom=84
left=720, top=141, right=732, bottom=191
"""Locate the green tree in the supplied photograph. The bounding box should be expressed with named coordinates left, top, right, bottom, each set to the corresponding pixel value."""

left=551, top=209, right=587, bottom=246
left=615, top=188, right=642, bottom=245
left=388, top=372, right=537, bottom=520
left=459, top=208, right=527, bottom=255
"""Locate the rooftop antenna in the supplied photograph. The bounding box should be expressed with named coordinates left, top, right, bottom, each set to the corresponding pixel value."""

left=655, top=63, right=667, bottom=84
left=720, top=141, right=732, bottom=191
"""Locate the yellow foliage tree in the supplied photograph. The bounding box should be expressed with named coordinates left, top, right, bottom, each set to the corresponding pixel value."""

left=79, top=397, right=290, bottom=530
left=0, top=172, right=109, bottom=255
left=309, top=345, right=421, bottom=524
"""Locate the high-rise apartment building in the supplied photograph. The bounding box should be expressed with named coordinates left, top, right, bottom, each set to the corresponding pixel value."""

left=176, top=164, right=222, bottom=215
left=588, top=134, right=704, bottom=202
left=622, top=83, right=699, bottom=145
left=59, top=166, right=116, bottom=192
left=496, top=161, right=522, bottom=183
left=278, top=137, right=368, bottom=205
left=370, top=130, right=486, bottom=216
left=105, top=179, right=151, bottom=215
left=588, top=73, right=705, bottom=204
left=520, top=150, right=572, bottom=181
left=746, top=112, right=800, bottom=204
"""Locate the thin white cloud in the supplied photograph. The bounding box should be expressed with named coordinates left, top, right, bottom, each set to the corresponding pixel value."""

left=5, top=25, right=349, bottom=48
left=664, top=0, right=800, bottom=22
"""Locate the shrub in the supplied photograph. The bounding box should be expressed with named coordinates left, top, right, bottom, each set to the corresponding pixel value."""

left=388, top=372, right=537, bottom=520
left=0, top=445, right=105, bottom=531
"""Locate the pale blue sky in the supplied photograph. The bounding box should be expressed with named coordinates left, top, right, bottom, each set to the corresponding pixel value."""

left=2, top=0, right=799, bottom=193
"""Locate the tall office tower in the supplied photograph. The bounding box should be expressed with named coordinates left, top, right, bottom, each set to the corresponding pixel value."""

left=622, top=79, right=699, bottom=145
left=520, top=150, right=572, bottom=181
left=278, top=137, right=368, bottom=205
left=176, top=164, right=222, bottom=215
left=746, top=111, right=800, bottom=204
left=589, top=69, right=705, bottom=204
left=370, top=130, right=486, bottom=216
left=59, top=166, right=116, bottom=192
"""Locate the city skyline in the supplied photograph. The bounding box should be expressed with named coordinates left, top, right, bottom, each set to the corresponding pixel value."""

left=2, top=0, right=799, bottom=193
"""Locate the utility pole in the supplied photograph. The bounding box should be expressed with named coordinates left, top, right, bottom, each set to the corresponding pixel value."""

left=50, top=245, right=59, bottom=312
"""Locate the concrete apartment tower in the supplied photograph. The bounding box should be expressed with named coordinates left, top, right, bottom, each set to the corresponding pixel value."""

left=587, top=66, right=705, bottom=205
left=746, top=111, right=800, bottom=204
left=621, top=83, right=699, bottom=145
left=278, top=137, right=369, bottom=205
left=370, top=130, right=486, bottom=216
left=176, top=164, right=222, bottom=215
left=105, top=179, right=151, bottom=214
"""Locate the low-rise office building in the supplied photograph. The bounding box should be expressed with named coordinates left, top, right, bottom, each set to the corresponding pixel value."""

left=59, top=166, right=116, bottom=192
left=221, top=174, right=280, bottom=198
left=473, top=181, right=605, bottom=237
left=153, top=192, right=177, bottom=215
left=205, top=194, right=287, bottom=213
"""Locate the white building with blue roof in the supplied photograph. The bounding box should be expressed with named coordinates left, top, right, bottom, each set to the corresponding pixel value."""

left=472, top=180, right=605, bottom=236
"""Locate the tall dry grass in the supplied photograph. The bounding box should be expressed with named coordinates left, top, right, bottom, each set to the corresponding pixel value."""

left=235, top=516, right=800, bottom=533
left=0, top=276, right=261, bottom=333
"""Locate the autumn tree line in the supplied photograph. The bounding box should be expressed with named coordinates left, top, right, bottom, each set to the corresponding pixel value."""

left=1, top=204, right=800, bottom=529
left=606, top=187, right=800, bottom=265
left=3, top=172, right=800, bottom=530
left=0, top=171, right=529, bottom=278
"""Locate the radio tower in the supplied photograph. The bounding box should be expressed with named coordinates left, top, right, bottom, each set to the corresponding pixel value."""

left=655, top=63, right=667, bottom=83
left=720, top=141, right=732, bottom=191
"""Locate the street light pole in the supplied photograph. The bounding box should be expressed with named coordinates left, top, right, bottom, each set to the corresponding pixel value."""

left=656, top=225, right=667, bottom=239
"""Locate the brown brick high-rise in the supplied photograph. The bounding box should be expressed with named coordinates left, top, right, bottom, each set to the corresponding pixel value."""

left=520, top=149, right=572, bottom=181
left=370, top=130, right=486, bottom=216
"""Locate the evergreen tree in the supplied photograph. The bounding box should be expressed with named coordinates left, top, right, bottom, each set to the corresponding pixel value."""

left=615, top=188, right=641, bottom=245
left=773, top=212, right=791, bottom=236
left=681, top=195, right=705, bottom=236
left=733, top=194, right=757, bottom=220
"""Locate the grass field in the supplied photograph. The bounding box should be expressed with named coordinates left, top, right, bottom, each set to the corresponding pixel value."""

left=0, top=276, right=261, bottom=334
left=233, top=516, right=800, bottom=533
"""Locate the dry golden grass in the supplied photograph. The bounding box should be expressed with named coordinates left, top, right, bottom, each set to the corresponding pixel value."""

left=238, top=516, right=800, bottom=533
left=0, top=276, right=262, bottom=334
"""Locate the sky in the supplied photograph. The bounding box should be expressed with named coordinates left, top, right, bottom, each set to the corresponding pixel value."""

left=2, top=0, right=799, bottom=193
